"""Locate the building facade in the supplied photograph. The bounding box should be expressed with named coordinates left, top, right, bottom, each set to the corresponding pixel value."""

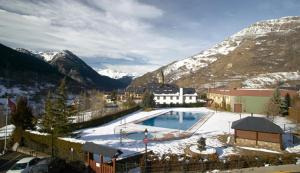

left=153, top=87, right=197, bottom=105
left=207, top=88, right=298, bottom=114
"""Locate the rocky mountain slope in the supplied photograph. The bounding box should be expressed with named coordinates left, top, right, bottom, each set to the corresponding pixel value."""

left=48, top=50, right=127, bottom=90
left=131, top=16, right=300, bottom=89
left=0, top=44, right=83, bottom=110
left=14, top=47, right=128, bottom=90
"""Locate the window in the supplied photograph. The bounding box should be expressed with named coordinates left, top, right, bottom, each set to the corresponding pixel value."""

left=157, top=96, right=160, bottom=100
left=176, top=96, right=179, bottom=99
left=171, top=96, right=173, bottom=100
left=163, top=96, right=166, bottom=100
left=189, top=96, right=192, bottom=100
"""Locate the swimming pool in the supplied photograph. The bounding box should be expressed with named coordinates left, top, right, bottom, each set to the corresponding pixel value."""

left=125, top=132, right=155, bottom=140
left=138, top=111, right=205, bottom=131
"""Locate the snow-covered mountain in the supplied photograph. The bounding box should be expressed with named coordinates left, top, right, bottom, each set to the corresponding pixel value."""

left=95, top=68, right=136, bottom=79
left=39, top=51, right=59, bottom=62
left=131, top=16, right=300, bottom=89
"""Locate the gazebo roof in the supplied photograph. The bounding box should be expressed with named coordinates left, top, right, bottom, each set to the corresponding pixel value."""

left=82, top=142, right=123, bottom=158
left=231, top=116, right=284, bottom=134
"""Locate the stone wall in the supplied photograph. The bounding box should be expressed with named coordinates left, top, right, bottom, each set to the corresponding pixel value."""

left=236, top=138, right=282, bottom=151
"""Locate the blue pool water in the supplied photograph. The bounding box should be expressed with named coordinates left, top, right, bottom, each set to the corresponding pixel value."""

left=139, top=111, right=205, bottom=130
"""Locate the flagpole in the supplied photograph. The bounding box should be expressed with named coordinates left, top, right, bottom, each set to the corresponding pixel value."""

left=4, top=97, right=8, bottom=153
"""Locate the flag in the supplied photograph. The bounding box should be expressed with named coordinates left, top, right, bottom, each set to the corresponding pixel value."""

left=7, top=98, right=16, bottom=113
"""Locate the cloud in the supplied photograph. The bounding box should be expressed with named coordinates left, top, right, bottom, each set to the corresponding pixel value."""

left=0, top=0, right=205, bottom=74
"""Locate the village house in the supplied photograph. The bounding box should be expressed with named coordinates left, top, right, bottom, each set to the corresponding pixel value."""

left=153, top=86, right=198, bottom=105
left=231, top=116, right=284, bottom=151
left=207, top=88, right=298, bottom=114
left=125, top=86, right=146, bottom=103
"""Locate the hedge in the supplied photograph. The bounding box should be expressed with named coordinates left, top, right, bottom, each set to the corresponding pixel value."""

left=70, top=106, right=140, bottom=130
left=23, top=131, right=85, bottom=162
left=140, top=153, right=300, bottom=173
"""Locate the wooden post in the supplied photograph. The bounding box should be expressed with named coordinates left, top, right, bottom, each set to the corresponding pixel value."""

left=280, top=133, right=283, bottom=150
left=100, top=154, right=103, bottom=164
left=86, top=152, right=90, bottom=165
left=256, top=132, right=258, bottom=146
left=112, top=158, right=116, bottom=173
left=234, top=129, right=236, bottom=143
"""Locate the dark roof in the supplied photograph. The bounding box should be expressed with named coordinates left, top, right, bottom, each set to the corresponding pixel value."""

left=153, top=87, right=179, bottom=94
left=183, top=88, right=196, bottom=94
left=82, top=142, right=123, bottom=158
left=231, top=117, right=284, bottom=134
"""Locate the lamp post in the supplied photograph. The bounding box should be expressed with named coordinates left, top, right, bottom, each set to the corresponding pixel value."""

left=144, top=128, right=148, bottom=173
left=51, top=127, right=54, bottom=158
left=70, top=147, right=74, bottom=161
left=228, top=121, right=231, bottom=134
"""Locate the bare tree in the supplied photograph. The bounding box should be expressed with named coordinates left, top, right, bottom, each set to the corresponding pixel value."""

left=89, top=90, right=106, bottom=118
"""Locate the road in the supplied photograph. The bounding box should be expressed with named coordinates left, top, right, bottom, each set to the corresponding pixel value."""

left=0, top=151, right=29, bottom=173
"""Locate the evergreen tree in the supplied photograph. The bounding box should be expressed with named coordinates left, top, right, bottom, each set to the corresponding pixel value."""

left=41, top=92, right=55, bottom=133
left=11, top=96, right=36, bottom=130
left=142, top=91, right=155, bottom=109
left=280, top=93, right=291, bottom=116
left=52, top=78, right=71, bottom=135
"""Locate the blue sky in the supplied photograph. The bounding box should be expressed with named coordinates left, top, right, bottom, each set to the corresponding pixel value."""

left=1, top=0, right=300, bottom=75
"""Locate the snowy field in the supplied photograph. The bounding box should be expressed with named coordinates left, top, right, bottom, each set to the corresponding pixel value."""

left=66, top=107, right=300, bottom=158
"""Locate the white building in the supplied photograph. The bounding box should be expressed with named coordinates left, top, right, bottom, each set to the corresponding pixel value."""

left=153, top=87, right=197, bottom=105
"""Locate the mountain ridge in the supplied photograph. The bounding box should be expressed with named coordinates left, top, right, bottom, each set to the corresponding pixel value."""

left=14, top=47, right=128, bottom=90
left=130, top=16, right=300, bottom=89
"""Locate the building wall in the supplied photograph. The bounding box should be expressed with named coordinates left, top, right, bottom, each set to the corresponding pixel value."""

left=184, top=95, right=197, bottom=103
left=236, top=130, right=257, bottom=140
left=235, top=129, right=282, bottom=150
left=234, top=96, right=271, bottom=114
left=208, top=92, right=273, bottom=114
left=236, top=138, right=282, bottom=151
left=154, top=88, right=197, bottom=105
left=154, top=94, right=181, bottom=104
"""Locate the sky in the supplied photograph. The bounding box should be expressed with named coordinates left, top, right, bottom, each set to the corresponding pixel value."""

left=1, top=0, right=300, bottom=75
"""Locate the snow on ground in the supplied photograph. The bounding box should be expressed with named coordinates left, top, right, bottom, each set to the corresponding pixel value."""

left=69, top=107, right=300, bottom=159
left=242, top=72, right=300, bottom=88
left=237, top=146, right=281, bottom=154
left=0, top=124, right=15, bottom=139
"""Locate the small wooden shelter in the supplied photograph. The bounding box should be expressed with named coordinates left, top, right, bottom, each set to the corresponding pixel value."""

left=83, top=142, right=123, bottom=173
left=231, top=117, right=284, bottom=150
